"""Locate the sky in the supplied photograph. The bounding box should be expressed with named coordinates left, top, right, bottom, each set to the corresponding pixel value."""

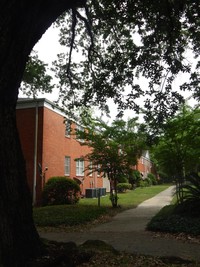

left=32, top=24, right=198, bottom=123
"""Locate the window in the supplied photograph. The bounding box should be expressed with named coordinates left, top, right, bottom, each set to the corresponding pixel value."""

left=65, top=156, right=70, bottom=176
left=65, top=120, right=71, bottom=137
left=76, top=159, right=84, bottom=176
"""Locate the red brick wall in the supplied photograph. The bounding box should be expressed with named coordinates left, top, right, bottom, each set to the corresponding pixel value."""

left=41, top=111, right=103, bottom=194
left=16, top=102, right=103, bottom=204
left=42, top=107, right=66, bottom=179
left=16, top=106, right=44, bottom=203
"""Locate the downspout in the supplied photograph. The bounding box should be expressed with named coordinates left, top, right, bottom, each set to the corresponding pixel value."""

left=33, top=101, right=38, bottom=206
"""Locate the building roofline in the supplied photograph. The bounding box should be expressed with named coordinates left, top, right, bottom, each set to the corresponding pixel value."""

left=16, top=98, right=81, bottom=124
left=17, top=97, right=67, bottom=117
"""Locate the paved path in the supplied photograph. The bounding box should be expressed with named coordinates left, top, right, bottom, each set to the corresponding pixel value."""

left=39, top=186, right=200, bottom=262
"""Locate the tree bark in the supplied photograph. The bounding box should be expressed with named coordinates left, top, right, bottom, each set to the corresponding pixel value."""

left=0, top=0, right=86, bottom=265
left=0, top=105, right=43, bottom=266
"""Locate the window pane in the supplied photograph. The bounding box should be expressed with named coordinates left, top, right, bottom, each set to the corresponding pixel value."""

left=65, top=156, right=70, bottom=175
left=76, top=159, right=84, bottom=176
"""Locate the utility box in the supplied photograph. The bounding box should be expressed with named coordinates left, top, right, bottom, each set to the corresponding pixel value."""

left=85, top=188, right=106, bottom=198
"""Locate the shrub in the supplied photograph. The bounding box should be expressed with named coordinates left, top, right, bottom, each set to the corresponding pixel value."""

left=180, top=172, right=200, bottom=204
left=129, top=170, right=142, bottom=188
left=147, top=173, right=158, bottom=185
left=117, top=175, right=128, bottom=183
left=117, top=183, right=132, bottom=193
left=42, top=176, right=81, bottom=206
left=139, top=179, right=151, bottom=187
left=147, top=204, right=200, bottom=235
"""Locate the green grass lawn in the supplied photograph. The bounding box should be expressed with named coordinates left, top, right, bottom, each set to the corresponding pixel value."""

left=34, top=184, right=170, bottom=227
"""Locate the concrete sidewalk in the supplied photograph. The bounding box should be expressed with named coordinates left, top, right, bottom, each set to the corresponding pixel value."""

left=39, top=186, right=200, bottom=261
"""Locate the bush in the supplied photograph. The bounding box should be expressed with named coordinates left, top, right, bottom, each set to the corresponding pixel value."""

left=180, top=172, right=200, bottom=204
left=129, top=170, right=141, bottom=188
left=117, top=183, right=132, bottom=193
left=139, top=178, right=153, bottom=187
left=42, top=176, right=81, bottom=206
left=147, top=173, right=158, bottom=185
left=117, top=175, right=128, bottom=183
left=147, top=204, right=200, bottom=235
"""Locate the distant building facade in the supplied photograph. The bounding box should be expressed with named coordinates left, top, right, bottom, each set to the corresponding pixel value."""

left=16, top=98, right=155, bottom=205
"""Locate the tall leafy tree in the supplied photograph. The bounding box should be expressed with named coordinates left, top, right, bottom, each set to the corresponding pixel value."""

left=77, top=117, right=147, bottom=207
left=151, top=105, right=200, bottom=201
left=0, top=0, right=199, bottom=265
left=53, top=1, right=199, bottom=124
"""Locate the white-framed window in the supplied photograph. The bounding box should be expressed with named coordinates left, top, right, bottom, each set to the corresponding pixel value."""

left=76, top=159, right=84, bottom=176
left=65, top=156, right=70, bottom=176
left=65, top=120, right=71, bottom=137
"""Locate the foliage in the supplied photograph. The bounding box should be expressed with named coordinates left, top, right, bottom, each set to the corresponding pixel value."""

left=52, top=1, right=200, bottom=128
left=180, top=172, right=200, bottom=206
left=21, top=51, right=54, bottom=98
left=147, top=173, right=158, bottom=185
left=147, top=204, right=200, bottom=235
left=139, top=179, right=152, bottom=188
left=76, top=117, right=147, bottom=207
left=116, top=183, right=132, bottom=193
left=2, top=1, right=200, bottom=265
left=42, top=177, right=81, bottom=206
left=3, top=0, right=200, bottom=266
left=151, top=106, right=200, bottom=201
left=129, top=169, right=142, bottom=188
left=117, top=174, right=128, bottom=183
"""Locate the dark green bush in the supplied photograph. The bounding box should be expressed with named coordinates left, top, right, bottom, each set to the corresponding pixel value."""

left=147, top=173, right=158, bottom=185
left=180, top=172, right=200, bottom=205
left=117, top=183, right=132, bottom=193
left=117, top=175, right=128, bottom=183
left=42, top=176, right=81, bottom=206
left=147, top=204, right=200, bottom=235
left=139, top=178, right=151, bottom=187
left=129, top=170, right=141, bottom=188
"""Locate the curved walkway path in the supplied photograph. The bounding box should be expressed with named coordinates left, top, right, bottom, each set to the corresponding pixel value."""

left=39, top=186, right=200, bottom=261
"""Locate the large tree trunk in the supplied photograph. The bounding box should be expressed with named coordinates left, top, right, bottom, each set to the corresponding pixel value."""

left=0, top=0, right=86, bottom=265
left=0, top=105, right=43, bottom=265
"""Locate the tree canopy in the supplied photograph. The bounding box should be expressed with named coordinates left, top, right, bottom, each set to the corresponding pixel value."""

left=50, top=0, right=200, bottom=125
left=21, top=51, right=54, bottom=98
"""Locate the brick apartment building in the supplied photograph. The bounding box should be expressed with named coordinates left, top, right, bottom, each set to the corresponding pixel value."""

left=16, top=98, right=154, bottom=205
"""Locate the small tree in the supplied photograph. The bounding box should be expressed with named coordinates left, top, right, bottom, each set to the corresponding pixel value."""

left=77, top=117, right=147, bottom=207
